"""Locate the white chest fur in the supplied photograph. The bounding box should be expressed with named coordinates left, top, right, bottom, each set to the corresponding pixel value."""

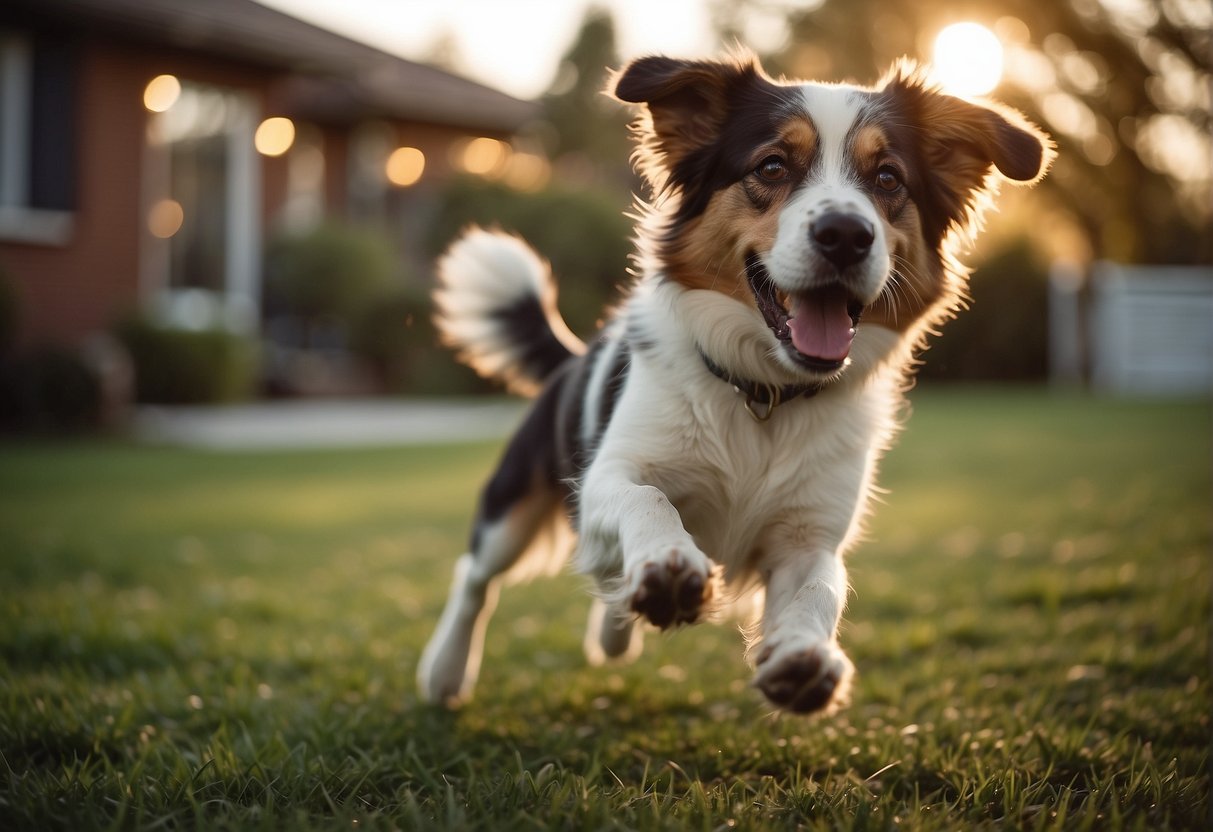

left=580, top=342, right=900, bottom=587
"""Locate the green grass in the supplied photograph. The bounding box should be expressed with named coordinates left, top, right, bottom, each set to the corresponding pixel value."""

left=1, top=388, right=1208, bottom=830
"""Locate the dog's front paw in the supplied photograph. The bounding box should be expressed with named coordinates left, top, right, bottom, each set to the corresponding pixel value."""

left=626, top=545, right=716, bottom=629
left=753, top=640, right=853, bottom=714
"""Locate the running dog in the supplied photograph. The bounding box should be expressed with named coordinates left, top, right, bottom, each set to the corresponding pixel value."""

left=417, top=53, right=1052, bottom=713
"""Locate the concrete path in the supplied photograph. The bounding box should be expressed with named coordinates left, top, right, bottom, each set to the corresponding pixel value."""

left=131, top=398, right=527, bottom=451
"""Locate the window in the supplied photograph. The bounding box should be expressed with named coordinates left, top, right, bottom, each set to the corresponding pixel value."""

left=0, top=30, right=77, bottom=244
left=142, top=79, right=260, bottom=332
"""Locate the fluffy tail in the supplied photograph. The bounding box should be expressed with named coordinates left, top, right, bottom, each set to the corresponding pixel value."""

left=434, top=228, right=585, bottom=397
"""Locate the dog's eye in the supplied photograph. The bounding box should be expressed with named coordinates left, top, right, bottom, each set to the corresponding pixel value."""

left=875, top=166, right=902, bottom=192
left=756, top=156, right=789, bottom=183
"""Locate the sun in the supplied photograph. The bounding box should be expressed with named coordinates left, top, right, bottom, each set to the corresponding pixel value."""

left=932, top=22, right=1005, bottom=97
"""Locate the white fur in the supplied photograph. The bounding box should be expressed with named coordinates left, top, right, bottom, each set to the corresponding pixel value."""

left=574, top=276, right=903, bottom=615
left=416, top=553, right=499, bottom=705
left=434, top=229, right=584, bottom=395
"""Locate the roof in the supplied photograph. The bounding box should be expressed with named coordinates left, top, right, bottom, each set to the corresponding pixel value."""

left=1, top=0, right=539, bottom=133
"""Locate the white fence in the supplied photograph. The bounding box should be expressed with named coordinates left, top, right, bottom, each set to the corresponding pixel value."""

left=1050, top=261, right=1213, bottom=396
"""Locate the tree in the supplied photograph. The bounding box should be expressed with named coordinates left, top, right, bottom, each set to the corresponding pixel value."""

left=539, top=7, right=632, bottom=185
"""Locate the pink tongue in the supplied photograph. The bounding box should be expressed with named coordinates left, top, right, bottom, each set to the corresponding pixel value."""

left=788, top=292, right=854, bottom=361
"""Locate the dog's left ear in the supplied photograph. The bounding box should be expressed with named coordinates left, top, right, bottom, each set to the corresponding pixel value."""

left=880, top=60, right=1055, bottom=237
left=613, top=54, right=765, bottom=190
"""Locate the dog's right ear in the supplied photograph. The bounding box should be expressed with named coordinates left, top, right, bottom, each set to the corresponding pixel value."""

left=613, top=54, right=763, bottom=191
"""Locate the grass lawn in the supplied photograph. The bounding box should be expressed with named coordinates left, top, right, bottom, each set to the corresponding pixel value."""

left=0, top=388, right=1208, bottom=830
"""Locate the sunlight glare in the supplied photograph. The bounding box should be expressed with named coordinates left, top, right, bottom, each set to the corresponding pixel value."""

left=933, top=23, right=1004, bottom=97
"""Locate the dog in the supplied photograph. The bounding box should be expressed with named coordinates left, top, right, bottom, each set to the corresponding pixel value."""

left=417, top=52, right=1052, bottom=713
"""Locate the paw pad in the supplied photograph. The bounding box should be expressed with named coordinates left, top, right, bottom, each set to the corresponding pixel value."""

left=629, top=556, right=712, bottom=629
left=755, top=645, right=851, bottom=714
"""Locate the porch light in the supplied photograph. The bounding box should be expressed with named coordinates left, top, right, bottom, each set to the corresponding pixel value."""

left=143, top=74, right=181, bottom=112
left=502, top=152, right=551, bottom=192
left=459, top=137, right=508, bottom=176
left=254, top=117, right=295, bottom=157
left=386, top=146, right=426, bottom=187
left=148, top=198, right=184, bottom=239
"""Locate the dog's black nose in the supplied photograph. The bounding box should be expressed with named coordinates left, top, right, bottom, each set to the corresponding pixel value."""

left=811, top=213, right=875, bottom=270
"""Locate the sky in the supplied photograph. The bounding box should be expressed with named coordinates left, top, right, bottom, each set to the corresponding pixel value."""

left=256, top=0, right=728, bottom=100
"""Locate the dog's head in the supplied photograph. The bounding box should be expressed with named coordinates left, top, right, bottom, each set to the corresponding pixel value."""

left=615, top=53, right=1053, bottom=382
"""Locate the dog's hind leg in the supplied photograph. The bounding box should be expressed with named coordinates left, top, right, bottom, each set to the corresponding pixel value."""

left=583, top=597, right=643, bottom=666
left=417, top=482, right=560, bottom=707
left=416, top=373, right=573, bottom=707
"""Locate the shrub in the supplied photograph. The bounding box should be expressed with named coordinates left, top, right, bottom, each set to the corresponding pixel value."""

left=919, top=240, right=1049, bottom=381
left=115, top=318, right=257, bottom=404
left=263, top=223, right=395, bottom=328
left=347, top=288, right=493, bottom=396
left=0, top=267, right=17, bottom=354
left=0, top=347, right=101, bottom=433
left=348, top=288, right=429, bottom=393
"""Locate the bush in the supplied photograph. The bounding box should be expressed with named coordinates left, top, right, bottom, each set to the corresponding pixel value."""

left=346, top=288, right=492, bottom=396
left=0, top=267, right=17, bottom=354
left=115, top=318, right=257, bottom=404
left=919, top=240, right=1049, bottom=381
left=348, top=288, right=429, bottom=393
left=425, top=176, right=633, bottom=337
left=0, top=347, right=101, bottom=433
left=264, top=223, right=395, bottom=327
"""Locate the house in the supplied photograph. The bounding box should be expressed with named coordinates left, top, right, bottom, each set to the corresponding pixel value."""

left=0, top=0, right=538, bottom=349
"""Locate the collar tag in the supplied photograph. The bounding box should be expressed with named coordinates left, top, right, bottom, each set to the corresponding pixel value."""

left=742, top=384, right=781, bottom=422
left=697, top=347, right=822, bottom=423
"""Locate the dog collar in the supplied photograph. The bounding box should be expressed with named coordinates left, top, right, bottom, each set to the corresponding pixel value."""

left=697, top=349, right=823, bottom=422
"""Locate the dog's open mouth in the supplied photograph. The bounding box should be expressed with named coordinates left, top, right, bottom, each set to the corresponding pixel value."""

left=745, top=255, right=864, bottom=372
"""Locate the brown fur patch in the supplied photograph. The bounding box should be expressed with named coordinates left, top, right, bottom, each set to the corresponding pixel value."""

left=778, top=118, right=818, bottom=169
left=665, top=188, right=775, bottom=296
left=864, top=211, right=947, bottom=333
left=664, top=114, right=818, bottom=300
left=851, top=124, right=887, bottom=164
